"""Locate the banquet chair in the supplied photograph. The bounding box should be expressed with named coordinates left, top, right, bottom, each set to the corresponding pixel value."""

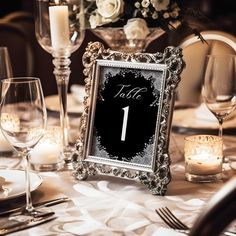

left=1, top=10, right=87, bottom=96
left=2, top=11, right=59, bottom=96
left=0, top=21, right=34, bottom=77
left=2, top=11, right=34, bottom=24
left=177, top=30, right=236, bottom=103
left=189, top=177, right=236, bottom=236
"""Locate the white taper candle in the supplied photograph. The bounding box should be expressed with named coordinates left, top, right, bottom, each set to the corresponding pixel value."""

left=49, top=5, right=70, bottom=50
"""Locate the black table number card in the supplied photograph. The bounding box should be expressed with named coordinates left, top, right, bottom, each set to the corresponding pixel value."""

left=73, top=42, right=184, bottom=195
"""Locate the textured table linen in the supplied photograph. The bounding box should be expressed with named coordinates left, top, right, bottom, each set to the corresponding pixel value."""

left=1, top=129, right=236, bottom=235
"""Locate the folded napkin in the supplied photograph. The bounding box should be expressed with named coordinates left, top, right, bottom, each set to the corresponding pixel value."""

left=70, top=84, right=86, bottom=104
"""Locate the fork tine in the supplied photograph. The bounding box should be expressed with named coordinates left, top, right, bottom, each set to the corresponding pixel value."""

left=156, top=207, right=189, bottom=230
left=163, top=207, right=189, bottom=230
left=159, top=208, right=185, bottom=230
left=155, top=209, right=179, bottom=229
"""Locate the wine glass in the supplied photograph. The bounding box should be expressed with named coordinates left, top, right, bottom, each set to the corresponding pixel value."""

left=0, top=77, right=48, bottom=216
left=35, top=0, right=85, bottom=166
left=202, top=54, right=236, bottom=138
left=0, top=47, right=13, bottom=80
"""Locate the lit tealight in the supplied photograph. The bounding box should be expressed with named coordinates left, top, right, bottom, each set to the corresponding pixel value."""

left=30, top=126, right=64, bottom=171
left=30, top=142, right=62, bottom=165
left=1, top=113, right=20, bottom=133
left=0, top=131, right=13, bottom=152
left=0, top=113, right=20, bottom=152
left=184, top=135, right=223, bottom=182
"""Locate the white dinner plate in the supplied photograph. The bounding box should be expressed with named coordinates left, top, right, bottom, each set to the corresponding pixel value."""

left=45, top=94, right=84, bottom=114
left=172, top=108, right=236, bottom=133
left=0, top=169, right=42, bottom=201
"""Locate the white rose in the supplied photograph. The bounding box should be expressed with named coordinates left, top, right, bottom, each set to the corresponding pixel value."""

left=89, top=10, right=111, bottom=29
left=89, top=11, right=103, bottom=29
left=150, top=0, right=170, bottom=11
left=124, top=18, right=150, bottom=40
left=96, top=0, right=124, bottom=22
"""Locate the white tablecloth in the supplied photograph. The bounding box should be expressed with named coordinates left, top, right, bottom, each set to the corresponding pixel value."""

left=1, top=126, right=236, bottom=235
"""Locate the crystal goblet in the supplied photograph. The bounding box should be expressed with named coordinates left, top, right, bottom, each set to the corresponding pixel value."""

left=202, top=54, right=236, bottom=138
left=0, top=77, right=48, bottom=216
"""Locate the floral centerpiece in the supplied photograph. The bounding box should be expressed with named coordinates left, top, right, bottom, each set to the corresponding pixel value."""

left=85, top=0, right=204, bottom=52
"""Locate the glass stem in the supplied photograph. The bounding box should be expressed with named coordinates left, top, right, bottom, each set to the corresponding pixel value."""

left=52, top=56, right=71, bottom=148
left=24, top=153, right=34, bottom=212
left=218, top=117, right=223, bottom=138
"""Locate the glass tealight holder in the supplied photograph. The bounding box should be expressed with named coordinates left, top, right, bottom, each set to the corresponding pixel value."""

left=0, top=131, right=14, bottom=156
left=0, top=113, right=19, bottom=157
left=184, top=135, right=223, bottom=182
left=30, top=126, right=64, bottom=171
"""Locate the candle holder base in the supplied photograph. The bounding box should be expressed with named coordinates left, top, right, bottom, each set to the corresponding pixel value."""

left=62, top=145, right=75, bottom=170
left=186, top=173, right=222, bottom=182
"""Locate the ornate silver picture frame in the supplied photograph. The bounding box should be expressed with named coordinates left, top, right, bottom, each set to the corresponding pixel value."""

left=72, top=42, right=184, bottom=195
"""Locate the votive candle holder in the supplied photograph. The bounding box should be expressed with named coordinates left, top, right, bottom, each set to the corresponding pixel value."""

left=184, top=135, right=223, bottom=182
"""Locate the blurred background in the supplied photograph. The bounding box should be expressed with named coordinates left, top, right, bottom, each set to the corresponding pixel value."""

left=0, top=0, right=235, bottom=96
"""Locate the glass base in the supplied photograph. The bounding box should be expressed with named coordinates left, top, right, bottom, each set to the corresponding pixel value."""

left=31, top=161, right=64, bottom=171
left=62, top=145, right=75, bottom=170
left=186, top=172, right=222, bottom=182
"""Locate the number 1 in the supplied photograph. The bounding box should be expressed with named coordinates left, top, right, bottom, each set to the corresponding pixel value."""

left=121, top=106, right=129, bottom=141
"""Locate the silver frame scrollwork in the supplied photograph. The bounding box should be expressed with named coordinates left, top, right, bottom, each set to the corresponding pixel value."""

left=72, top=42, right=184, bottom=195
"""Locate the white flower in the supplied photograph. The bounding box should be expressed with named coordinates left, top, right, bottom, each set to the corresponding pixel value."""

left=141, top=0, right=150, bottom=8
left=124, top=18, right=150, bottom=40
left=141, top=8, right=149, bottom=18
left=134, top=1, right=141, bottom=8
left=96, top=0, right=124, bottom=21
left=163, top=12, right=169, bottom=19
left=89, top=10, right=112, bottom=29
left=89, top=11, right=103, bottom=29
left=152, top=11, right=158, bottom=19
left=150, top=0, right=170, bottom=11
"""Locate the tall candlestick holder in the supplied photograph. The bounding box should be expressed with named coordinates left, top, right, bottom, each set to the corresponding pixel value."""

left=53, top=54, right=71, bottom=148
left=35, top=0, right=85, bottom=167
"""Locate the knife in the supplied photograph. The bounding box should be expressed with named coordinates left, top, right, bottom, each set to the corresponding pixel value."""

left=0, top=197, right=70, bottom=216
left=0, top=214, right=56, bottom=235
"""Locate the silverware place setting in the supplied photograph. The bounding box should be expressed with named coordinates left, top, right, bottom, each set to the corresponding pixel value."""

left=0, top=197, right=70, bottom=235
left=156, top=207, right=236, bottom=236
left=0, top=213, right=56, bottom=235
left=0, top=197, right=70, bottom=216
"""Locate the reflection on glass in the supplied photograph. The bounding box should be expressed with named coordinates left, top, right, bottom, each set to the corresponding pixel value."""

left=0, top=77, right=48, bottom=216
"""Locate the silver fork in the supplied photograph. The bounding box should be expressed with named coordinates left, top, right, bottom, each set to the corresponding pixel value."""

left=155, top=207, right=236, bottom=236
left=155, top=207, right=189, bottom=233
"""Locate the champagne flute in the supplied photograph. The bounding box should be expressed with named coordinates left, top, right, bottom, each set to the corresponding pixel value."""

left=0, top=77, right=49, bottom=216
left=35, top=0, right=85, bottom=166
left=0, top=47, right=13, bottom=79
left=202, top=54, right=236, bottom=138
